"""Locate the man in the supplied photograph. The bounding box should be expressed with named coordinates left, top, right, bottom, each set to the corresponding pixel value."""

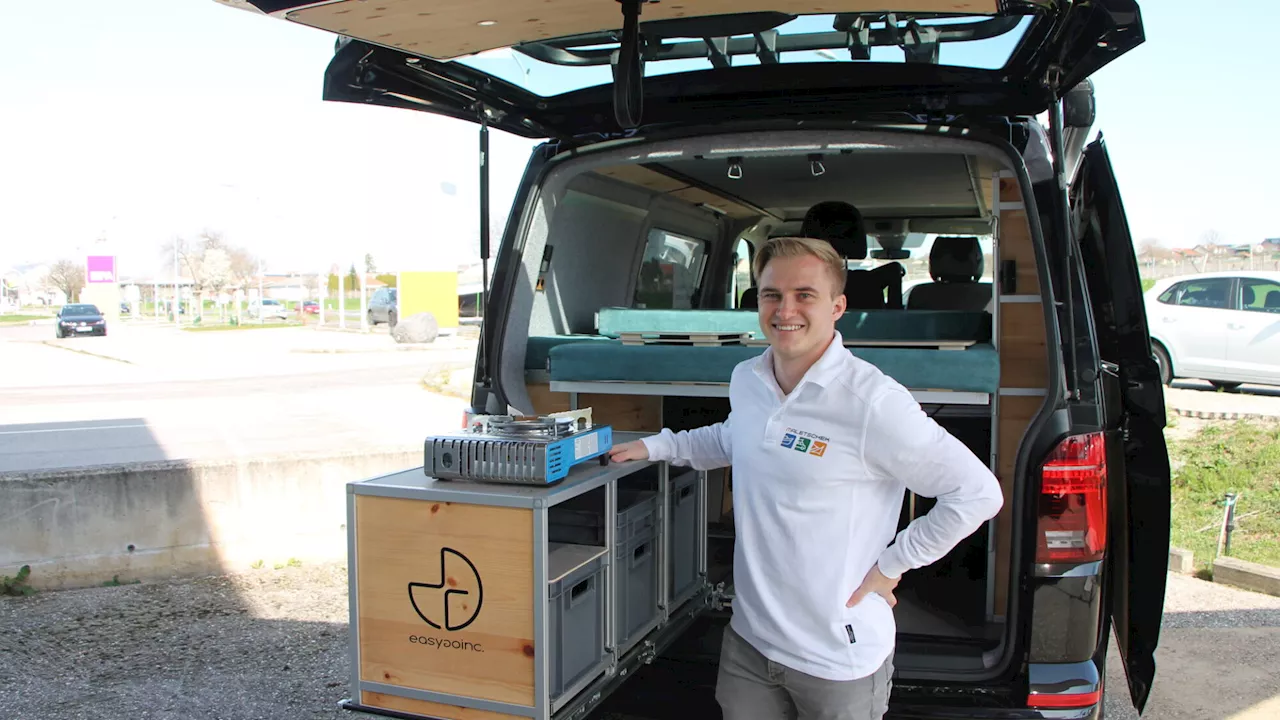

left=609, top=236, right=1003, bottom=720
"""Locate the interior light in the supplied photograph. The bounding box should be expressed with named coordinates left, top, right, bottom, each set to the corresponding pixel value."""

left=478, top=20, right=497, bottom=26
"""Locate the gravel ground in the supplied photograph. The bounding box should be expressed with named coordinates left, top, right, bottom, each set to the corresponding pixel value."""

left=2, top=567, right=1278, bottom=720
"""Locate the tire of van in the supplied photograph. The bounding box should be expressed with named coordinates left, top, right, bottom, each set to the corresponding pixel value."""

left=389, top=310, right=397, bottom=330
left=1152, top=343, right=1172, bottom=386
left=367, top=310, right=376, bottom=326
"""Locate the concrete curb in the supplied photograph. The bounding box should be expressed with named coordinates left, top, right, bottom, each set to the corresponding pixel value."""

left=1169, top=406, right=1280, bottom=422
left=1, top=447, right=424, bottom=590
left=1213, top=556, right=1280, bottom=598
left=39, top=340, right=135, bottom=364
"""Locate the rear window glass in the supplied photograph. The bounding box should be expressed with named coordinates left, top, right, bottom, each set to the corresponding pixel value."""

left=457, top=14, right=1033, bottom=98
left=1171, top=279, right=1233, bottom=309
left=634, top=229, right=707, bottom=309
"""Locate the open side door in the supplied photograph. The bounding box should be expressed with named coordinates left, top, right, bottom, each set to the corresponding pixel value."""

left=1071, top=137, right=1170, bottom=713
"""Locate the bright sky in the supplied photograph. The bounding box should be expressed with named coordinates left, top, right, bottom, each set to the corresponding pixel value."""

left=2, top=1, right=1276, bottom=279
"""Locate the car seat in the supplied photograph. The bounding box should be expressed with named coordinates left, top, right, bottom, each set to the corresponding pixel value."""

left=905, top=236, right=992, bottom=311
left=741, top=201, right=904, bottom=309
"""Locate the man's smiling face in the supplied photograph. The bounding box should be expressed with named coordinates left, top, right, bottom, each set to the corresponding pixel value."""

left=756, top=253, right=846, bottom=363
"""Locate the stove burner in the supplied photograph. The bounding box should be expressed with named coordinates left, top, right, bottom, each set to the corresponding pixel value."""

left=486, top=415, right=579, bottom=438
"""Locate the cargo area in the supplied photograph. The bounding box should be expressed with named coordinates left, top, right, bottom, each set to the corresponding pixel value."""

left=492, top=128, right=1053, bottom=699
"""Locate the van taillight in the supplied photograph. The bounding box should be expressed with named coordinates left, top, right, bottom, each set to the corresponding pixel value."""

left=1036, top=432, right=1108, bottom=564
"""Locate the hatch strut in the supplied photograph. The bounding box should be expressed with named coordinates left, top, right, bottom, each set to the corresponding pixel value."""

left=476, top=107, right=491, bottom=387
left=1045, top=67, right=1079, bottom=401
left=612, top=0, right=645, bottom=129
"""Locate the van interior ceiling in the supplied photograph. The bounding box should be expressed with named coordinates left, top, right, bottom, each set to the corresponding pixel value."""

left=500, top=130, right=1049, bottom=678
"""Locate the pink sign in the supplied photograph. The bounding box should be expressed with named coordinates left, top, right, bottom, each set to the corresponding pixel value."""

left=86, top=255, right=116, bottom=284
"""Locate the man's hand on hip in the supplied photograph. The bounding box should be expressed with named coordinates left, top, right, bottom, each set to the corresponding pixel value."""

left=846, top=564, right=899, bottom=608
left=609, top=440, right=650, bottom=463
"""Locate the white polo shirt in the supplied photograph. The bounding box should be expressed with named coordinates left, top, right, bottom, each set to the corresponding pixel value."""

left=641, top=331, right=1003, bottom=682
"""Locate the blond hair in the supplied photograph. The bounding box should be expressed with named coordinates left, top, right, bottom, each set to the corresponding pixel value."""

left=752, top=236, right=846, bottom=298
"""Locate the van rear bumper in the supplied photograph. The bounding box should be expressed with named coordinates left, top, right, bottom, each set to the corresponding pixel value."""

left=888, top=704, right=1100, bottom=719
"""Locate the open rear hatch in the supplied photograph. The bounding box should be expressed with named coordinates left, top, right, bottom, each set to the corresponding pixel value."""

left=223, top=0, right=1145, bottom=138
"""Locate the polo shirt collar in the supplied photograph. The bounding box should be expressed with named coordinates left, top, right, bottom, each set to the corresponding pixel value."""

left=752, top=330, right=849, bottom=394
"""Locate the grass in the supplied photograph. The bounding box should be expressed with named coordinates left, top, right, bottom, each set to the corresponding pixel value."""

left=1168, top=420, right=1280, bottom=575
left=0, top=314, right=49, bottom=324
left=1141, top=277, right=1157, bottom=293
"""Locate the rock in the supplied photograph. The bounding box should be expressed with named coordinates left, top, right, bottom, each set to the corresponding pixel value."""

left=391, top=312, right=439, bottom=344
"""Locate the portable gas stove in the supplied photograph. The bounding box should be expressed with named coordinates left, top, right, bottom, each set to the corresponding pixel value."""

left=424, top=409, right=613, bottom=485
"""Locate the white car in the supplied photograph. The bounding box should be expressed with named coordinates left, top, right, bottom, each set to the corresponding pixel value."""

left=1144, top=270, right=1280, bottom=389
left=248, top=298, right=290, bottom=320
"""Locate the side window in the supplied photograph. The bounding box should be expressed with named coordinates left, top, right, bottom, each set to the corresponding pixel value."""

left=728, top=238, right=753, bottom=308
left=1172, top=278, right=1233, bottom=309
left=1156, top=283, right=1182, bottom=305
left=1240, top=278, right=1280, bottom=313
left=634, top=228, right=707, bottom=309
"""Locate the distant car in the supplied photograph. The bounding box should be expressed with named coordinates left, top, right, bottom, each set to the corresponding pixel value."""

left=248, top=298, right=290, bottom=320
left=1144, top=270, right=1280, bottom=389
left=302, top=300, right=319, bottom=314
left=55, top=304, right=106, bottom=338
left=368, top=287, right=398, bottom=328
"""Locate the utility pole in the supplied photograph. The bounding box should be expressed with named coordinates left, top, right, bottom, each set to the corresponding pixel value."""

left=338, top=271, right=346, bottom=330
left=173, top=240, right=180, bottom=325
left=359, top=257, right=368, bottom=332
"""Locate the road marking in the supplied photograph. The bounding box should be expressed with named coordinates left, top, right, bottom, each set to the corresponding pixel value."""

left=0, top=423, right=148, bottom=435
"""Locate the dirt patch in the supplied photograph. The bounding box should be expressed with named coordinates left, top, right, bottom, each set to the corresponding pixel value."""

left=0, top=564, right=352, bottom=719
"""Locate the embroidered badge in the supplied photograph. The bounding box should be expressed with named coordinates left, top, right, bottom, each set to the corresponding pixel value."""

left=794, top=438, right=811, bottom=453
left=780, top=427, right=831, bottom=456
left=809, top=441, right=828, bottom=457
left=781, top=433, right=797, bottom=449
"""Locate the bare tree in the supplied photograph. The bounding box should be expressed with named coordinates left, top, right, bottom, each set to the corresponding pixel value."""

left=46, top=259, right=85, bottom=304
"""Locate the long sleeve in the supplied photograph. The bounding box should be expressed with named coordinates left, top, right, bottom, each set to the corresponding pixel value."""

left=639, top=415, right=733, bottom=471
left=864, top=386, right=1004, bottom=580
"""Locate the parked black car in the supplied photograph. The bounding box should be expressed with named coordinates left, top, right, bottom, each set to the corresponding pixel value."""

left=55, top=304, right=107, bottom=338
left=232, top=2, right=1170, bottom=719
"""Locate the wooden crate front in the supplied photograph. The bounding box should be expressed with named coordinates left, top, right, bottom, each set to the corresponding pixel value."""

left=362, top=691, right=526, bottom=720
left=355, top=496, right=535, bottom=708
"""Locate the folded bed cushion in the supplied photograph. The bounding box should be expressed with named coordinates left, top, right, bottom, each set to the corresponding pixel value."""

left=595, top=307, right=991, bottom=342
left=546, top=341, right=999, bottom=394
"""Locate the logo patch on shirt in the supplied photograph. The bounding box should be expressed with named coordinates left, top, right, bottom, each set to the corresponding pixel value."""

left=780, top=427, right=831, bottom=457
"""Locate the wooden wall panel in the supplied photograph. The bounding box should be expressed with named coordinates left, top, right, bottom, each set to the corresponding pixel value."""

left=999, top=210, right=1040, bottom=296
left=361, top=692, right=525, bottom=720
left=525, top=384, right=662, bottom=432
left=355, top=497, right=535, bottom=707
left=999, top=302, right=1049, bottom=389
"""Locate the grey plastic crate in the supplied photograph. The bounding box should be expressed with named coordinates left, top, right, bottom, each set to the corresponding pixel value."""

left=549, top=490, right=657, bottom=546
left=614, top=527, right=658, bottom=653
left=547, top=545, right=607, bottom=701
left=668, top=471, right=700, bottom=602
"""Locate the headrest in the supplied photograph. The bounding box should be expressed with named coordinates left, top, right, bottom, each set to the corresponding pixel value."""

left=1266, top=292, right=1280, bottom=309
left=929, top=236, right=983, bottom=283
left=800, top=201, right=867, bottom=260
left=1243, top=286, right=1256, bottom=306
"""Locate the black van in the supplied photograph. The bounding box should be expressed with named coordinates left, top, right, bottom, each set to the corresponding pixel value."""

left=229, top=2, right=1171, bottom=718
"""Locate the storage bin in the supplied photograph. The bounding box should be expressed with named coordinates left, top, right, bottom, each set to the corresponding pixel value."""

left=668, top=471, right=700, bottom=602
left=547, top=544, right=608, bottom=700
left=614, top=526, right=658, bottom=653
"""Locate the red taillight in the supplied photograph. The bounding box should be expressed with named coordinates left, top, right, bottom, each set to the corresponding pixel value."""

left=1027, top=689, right=1102, bottom=709
left=1036, top=432, right=1108, bottom=564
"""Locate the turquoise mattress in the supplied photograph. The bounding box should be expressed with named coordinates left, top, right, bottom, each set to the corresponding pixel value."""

left=595, top=307, right=991, bottom=342
left=545, top=340, right=999, bottom=393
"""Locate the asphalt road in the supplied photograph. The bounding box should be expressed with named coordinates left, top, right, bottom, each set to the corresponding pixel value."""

left=0, top=322, right=472, bottom=473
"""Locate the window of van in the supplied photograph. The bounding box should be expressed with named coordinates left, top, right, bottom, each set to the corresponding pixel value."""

left=634, top=228, right=707, bottom=309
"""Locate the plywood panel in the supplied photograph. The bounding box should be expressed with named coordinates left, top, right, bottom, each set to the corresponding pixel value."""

left=356, top=496, right=535, bottom=707
left=998, top=175, right=1023, bottom=204
left=290, top=0, right=1000, bottom=61
left=999, top=302, right=1049, bottom=389
left=525, top=384, right=662, bottom=432
left=992, top=394, right=1045, bottom=616
left=362, top=691, right=525, bottom=719
left=667, top=186, right=758, bottom=219
left=999, top=209, right=1040, bottom=295
left=595, top=164, right=690, bottom=194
